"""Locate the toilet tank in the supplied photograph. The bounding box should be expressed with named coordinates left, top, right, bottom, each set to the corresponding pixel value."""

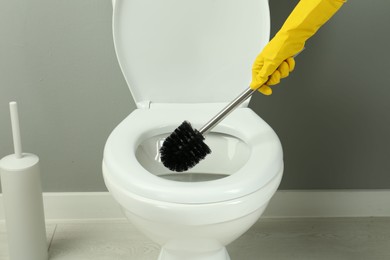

left=112, top=0, right=270, bottom=108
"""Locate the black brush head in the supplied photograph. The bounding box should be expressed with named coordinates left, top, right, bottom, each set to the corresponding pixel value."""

left=160, top=121, right=211, bottom=172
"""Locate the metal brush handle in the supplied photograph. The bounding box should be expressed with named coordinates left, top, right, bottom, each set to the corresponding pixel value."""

left=198, top=87, right=256, bottom=135
left=198, top=50, right=304, bottom=135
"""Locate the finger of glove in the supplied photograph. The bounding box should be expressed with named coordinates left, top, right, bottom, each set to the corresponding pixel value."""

left=251, top=62, right=281, bottom=90
left=277, top=61, right=290, bottom=78
left=286, top=57, right=295, bottom=72
left=250, top=75, right=268, bottom=90
left=266, top=70, right=281, bottom=86
left=258, top=84, right=272, bottom=96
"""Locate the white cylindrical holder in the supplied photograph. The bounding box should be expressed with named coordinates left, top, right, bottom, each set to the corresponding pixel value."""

left=0, top=101, right=48, bottom=260
left=0, top=154, right=48, bottom=260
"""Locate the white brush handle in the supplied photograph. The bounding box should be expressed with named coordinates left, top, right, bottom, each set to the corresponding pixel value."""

left=9, top=101, right=23, bottom=158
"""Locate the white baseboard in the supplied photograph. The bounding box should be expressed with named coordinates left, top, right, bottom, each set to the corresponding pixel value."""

left=265, top=190, right=390, bottom=218
left=1, top=190, right=390, bottom=222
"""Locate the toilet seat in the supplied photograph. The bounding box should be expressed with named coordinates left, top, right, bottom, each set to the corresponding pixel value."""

left=103, top=106, right=283, bottom=204
left=104, top=0, right=279, bottom=205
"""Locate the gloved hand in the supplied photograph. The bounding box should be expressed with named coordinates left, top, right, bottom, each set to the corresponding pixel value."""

left=256, top=57, right=296, bottom=95
left=250, top=0, right=346, bottom=95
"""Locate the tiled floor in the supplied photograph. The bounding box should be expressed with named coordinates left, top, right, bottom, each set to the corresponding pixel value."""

left=1, top=218, right=390, bottom=260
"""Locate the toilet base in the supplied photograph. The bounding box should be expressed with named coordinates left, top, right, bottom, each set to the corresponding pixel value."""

left=157, top=240, right=230, bottom=260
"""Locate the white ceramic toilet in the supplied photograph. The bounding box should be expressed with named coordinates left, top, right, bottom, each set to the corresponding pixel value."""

left=103, top=0, right=283, bottom=259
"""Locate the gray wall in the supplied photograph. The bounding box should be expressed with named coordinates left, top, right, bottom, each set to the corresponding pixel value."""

left=262, top=0, right=390, bottom=189
left=0, top=0, right=389, bottom=192
left=0, top=0, right=133, bottom=192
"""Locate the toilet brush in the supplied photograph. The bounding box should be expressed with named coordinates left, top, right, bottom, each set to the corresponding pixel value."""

left=159, top=87, right=256, bottom=172
left=160, top=50, right=304, bottom=172
left=0, top=102, right=48, bottom=260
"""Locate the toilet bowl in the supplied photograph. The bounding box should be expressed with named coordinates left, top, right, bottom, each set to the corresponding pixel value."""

left=103, top=0, right=282, bottom=259
left=103, top=107, right=283, bottom=260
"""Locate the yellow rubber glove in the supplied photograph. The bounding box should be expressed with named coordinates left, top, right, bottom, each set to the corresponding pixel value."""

left=251, top=0, right=346, bottom=95
left=258, top=57, right=296, bottom=95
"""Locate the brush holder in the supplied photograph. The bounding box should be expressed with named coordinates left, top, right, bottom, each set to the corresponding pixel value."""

left=0, top=153, right=48, bottom=260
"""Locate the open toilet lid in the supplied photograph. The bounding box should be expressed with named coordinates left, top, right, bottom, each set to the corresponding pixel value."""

left=112, top=0, right=270, bottom=107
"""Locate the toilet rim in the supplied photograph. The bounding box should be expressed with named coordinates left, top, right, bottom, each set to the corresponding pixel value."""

left=103, top=107, right=283, bottom=204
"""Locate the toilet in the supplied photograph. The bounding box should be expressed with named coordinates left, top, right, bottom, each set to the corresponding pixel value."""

left=103, top=0, right=283, bottom=259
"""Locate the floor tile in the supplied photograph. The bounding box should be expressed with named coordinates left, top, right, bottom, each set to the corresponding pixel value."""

left=227, top=218, right=390, bottom=260
left=49, top=222, right=160, bottom=260
left=2, top=218, right=390, bottom=260
left=0, top=223, right=56, bottom=260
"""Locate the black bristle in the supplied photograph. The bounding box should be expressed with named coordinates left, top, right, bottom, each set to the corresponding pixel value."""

left=160, top=121, right=211, bottom=172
